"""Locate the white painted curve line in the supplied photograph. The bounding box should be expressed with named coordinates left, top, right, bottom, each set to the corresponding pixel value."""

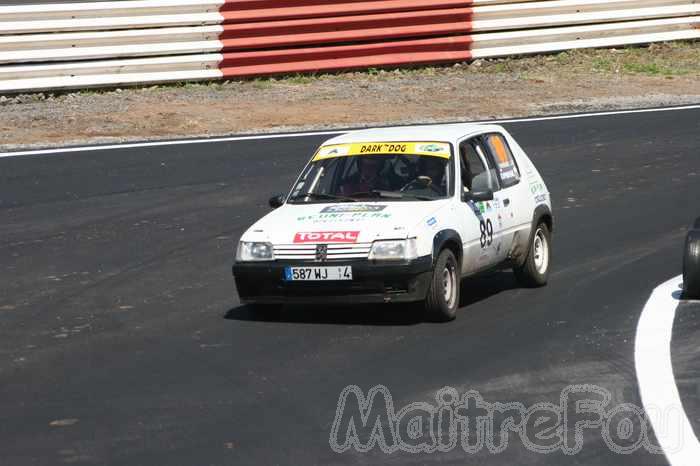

left=635, top=275, right=700, bottom=466
left=0, top=104, right=699, bottom=158
left=0, top=129, right=348, bottom=159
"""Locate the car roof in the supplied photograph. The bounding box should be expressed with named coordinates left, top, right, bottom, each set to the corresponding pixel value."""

left=321, top=123, right=505, bottom=146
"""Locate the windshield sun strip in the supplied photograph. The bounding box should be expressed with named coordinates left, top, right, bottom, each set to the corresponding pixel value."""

left=286, top=143, right=455, bottom=202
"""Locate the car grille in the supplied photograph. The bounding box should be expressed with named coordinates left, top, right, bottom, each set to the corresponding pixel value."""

left=273, top=243, right=372, bottom=261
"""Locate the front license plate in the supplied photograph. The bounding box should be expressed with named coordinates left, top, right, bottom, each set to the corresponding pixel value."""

left=284, top=266, right=353, bottom=281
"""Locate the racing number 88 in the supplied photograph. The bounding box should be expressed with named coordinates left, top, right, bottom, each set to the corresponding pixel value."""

left=480, top=219, right=493, bottom=248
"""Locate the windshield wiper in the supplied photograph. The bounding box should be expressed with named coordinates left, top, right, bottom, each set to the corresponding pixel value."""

left=348, top=190, right=435, bottom=201
left=288, top=192, right=357, bottom=203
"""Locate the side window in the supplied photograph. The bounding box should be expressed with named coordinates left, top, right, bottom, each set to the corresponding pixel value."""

left=460, top=139, right=499, bottom=192
left=459, top=141, right=484, bottom=191
left=483, top=133, right=520, bottom=188
left=473, top=140, right=500, bottom=192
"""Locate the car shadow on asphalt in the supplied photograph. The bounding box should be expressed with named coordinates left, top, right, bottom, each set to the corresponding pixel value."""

left=459, top=271, right=521, bottom=307
left=224, top=301, right=425, bottom=326
left=224, top=271, right=521, bottom=326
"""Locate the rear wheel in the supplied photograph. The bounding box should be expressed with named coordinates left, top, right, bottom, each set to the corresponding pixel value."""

left=514, top=222, right=551, bottom=287
left=425, top=249, right=460, bottom=322
left=684, top=228, right=700, bottom=299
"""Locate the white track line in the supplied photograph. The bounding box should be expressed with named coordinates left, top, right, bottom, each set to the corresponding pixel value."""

left=635, top=275, right=700, bottom=466
left=0, top=104, right=699, bottom=159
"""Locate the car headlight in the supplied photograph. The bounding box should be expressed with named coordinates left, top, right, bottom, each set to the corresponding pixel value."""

left=368, top=239, right=418, bottom=261
left=236, top=241, right=274, bottom=261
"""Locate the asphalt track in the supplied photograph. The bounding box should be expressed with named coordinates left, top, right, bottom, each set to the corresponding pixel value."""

left=1, top=107, right=699, bottom=466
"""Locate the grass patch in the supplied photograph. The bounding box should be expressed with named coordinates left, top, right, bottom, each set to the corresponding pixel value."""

left=591, top=57, right=613, bottom=73
left=622, top=62, right=664, bottom=75
left=287, top=74, right=315, bottom=85
left=250, top=78, right=273, bottom=90
left=466, top=41, right=699, bottom=78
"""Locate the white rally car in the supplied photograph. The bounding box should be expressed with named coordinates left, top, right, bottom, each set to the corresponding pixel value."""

left=233, top=124, right=552, bottom=321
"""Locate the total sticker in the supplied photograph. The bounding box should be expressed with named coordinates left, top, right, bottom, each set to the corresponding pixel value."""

left=293, top=231, right=360, bottom=243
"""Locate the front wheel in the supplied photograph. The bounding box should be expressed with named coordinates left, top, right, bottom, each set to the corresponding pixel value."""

left=514, top=222, right=551, bottom=287
left=424, top=249, right=460, bottom=322
left=683, top=229, right=700, bottom=299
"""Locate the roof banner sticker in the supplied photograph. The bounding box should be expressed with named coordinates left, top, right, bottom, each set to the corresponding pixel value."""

left=315, top=144, right=351, bottom=160
left=313, top=141, right=451, bottom=161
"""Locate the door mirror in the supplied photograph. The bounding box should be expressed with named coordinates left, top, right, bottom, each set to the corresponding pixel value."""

left=462, top=189, right=494, bottom=203
left=268, top=194, right=285, bottom=209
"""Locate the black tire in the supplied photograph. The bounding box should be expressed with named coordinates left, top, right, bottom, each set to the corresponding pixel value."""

left=514, top=222, right=551, bottom=287
left=683, top=229, right=700, bottom=299
left=693, top=216, right=700, bottom=231
left=424, top=249, right=460, bottom=322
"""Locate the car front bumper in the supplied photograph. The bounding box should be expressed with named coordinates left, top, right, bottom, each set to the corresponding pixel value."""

left=232, top=255, right=433, bottom=304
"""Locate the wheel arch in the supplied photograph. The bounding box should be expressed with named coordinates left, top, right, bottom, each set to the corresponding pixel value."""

left=432, top=229, right=463, bottom=267
left=535, top=205, right=554, bottom=234
left=511, top=205, right=553, bottom=268
left=693, top=216, right=700, bottom=231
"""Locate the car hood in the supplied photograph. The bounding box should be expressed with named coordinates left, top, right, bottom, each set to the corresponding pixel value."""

left=244, top=201, right=449, bottom=244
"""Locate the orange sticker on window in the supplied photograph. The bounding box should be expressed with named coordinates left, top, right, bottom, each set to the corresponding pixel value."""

left=490, top=135, right=509, bottom=165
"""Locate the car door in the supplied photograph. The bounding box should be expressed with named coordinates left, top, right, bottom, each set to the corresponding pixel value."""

left=480, top=132, right=525, bottom=260
left=456, top=136, right=506, bottom=275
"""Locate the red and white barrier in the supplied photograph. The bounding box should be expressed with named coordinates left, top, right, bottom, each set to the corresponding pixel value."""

left=0, top=0, right=698, bottom=93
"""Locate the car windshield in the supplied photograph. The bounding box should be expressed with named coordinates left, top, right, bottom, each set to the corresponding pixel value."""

left=288, top=143, right=453, bottom=203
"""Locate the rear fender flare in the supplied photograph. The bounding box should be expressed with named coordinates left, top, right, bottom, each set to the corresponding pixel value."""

left=510, top=205, right=553, bottom=267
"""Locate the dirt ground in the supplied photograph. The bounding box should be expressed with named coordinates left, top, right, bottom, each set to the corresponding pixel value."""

left=0, top=41, right=698, bottom=151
